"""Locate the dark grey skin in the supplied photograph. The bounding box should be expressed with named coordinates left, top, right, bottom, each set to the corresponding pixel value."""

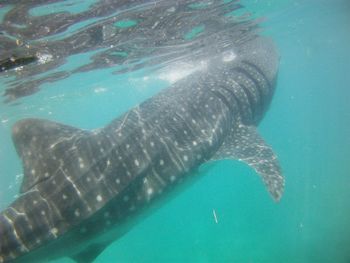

left=0, top=36, right=284, bottom=263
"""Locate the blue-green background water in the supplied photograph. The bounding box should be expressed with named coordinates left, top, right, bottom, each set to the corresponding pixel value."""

left=1, top=0, right=350, bottom=262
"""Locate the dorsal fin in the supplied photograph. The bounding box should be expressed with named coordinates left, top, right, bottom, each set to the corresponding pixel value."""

left=11, top=118, right=86, bottom=193
left=71, top=242, right=110, bottom=263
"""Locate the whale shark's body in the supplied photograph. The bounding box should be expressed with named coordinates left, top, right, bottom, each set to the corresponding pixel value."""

left=0, top=31, right=284, bottom=263
left=0, top=36, right=284, bottom=263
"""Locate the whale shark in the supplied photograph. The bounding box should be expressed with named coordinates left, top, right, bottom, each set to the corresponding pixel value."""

left=0, top=34, right=284, bottom=262
left=0, top=0, right=285, bottom=259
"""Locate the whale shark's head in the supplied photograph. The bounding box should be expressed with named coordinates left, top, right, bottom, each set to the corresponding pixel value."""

left=242, top=36, right=279, bottom=117
left=241, top=36, right=279, bottom=85
left=214, top=37, right=279, bottom=124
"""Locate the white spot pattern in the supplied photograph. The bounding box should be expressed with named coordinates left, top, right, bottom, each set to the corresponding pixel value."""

left=147, top=188, right=154, bottom=195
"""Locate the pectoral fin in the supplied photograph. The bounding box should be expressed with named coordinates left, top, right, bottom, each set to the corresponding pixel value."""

left=211, top=124, right=284, bottom=201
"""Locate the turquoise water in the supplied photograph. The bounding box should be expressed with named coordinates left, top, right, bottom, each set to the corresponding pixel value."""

left=1, top=0, right=350, bottom=262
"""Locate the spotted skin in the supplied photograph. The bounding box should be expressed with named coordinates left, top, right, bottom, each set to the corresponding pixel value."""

left=0, top=36, right=283, bottom=263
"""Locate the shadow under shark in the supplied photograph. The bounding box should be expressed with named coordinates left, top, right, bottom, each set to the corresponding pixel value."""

left=0, top=34, right=284, bottom=262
